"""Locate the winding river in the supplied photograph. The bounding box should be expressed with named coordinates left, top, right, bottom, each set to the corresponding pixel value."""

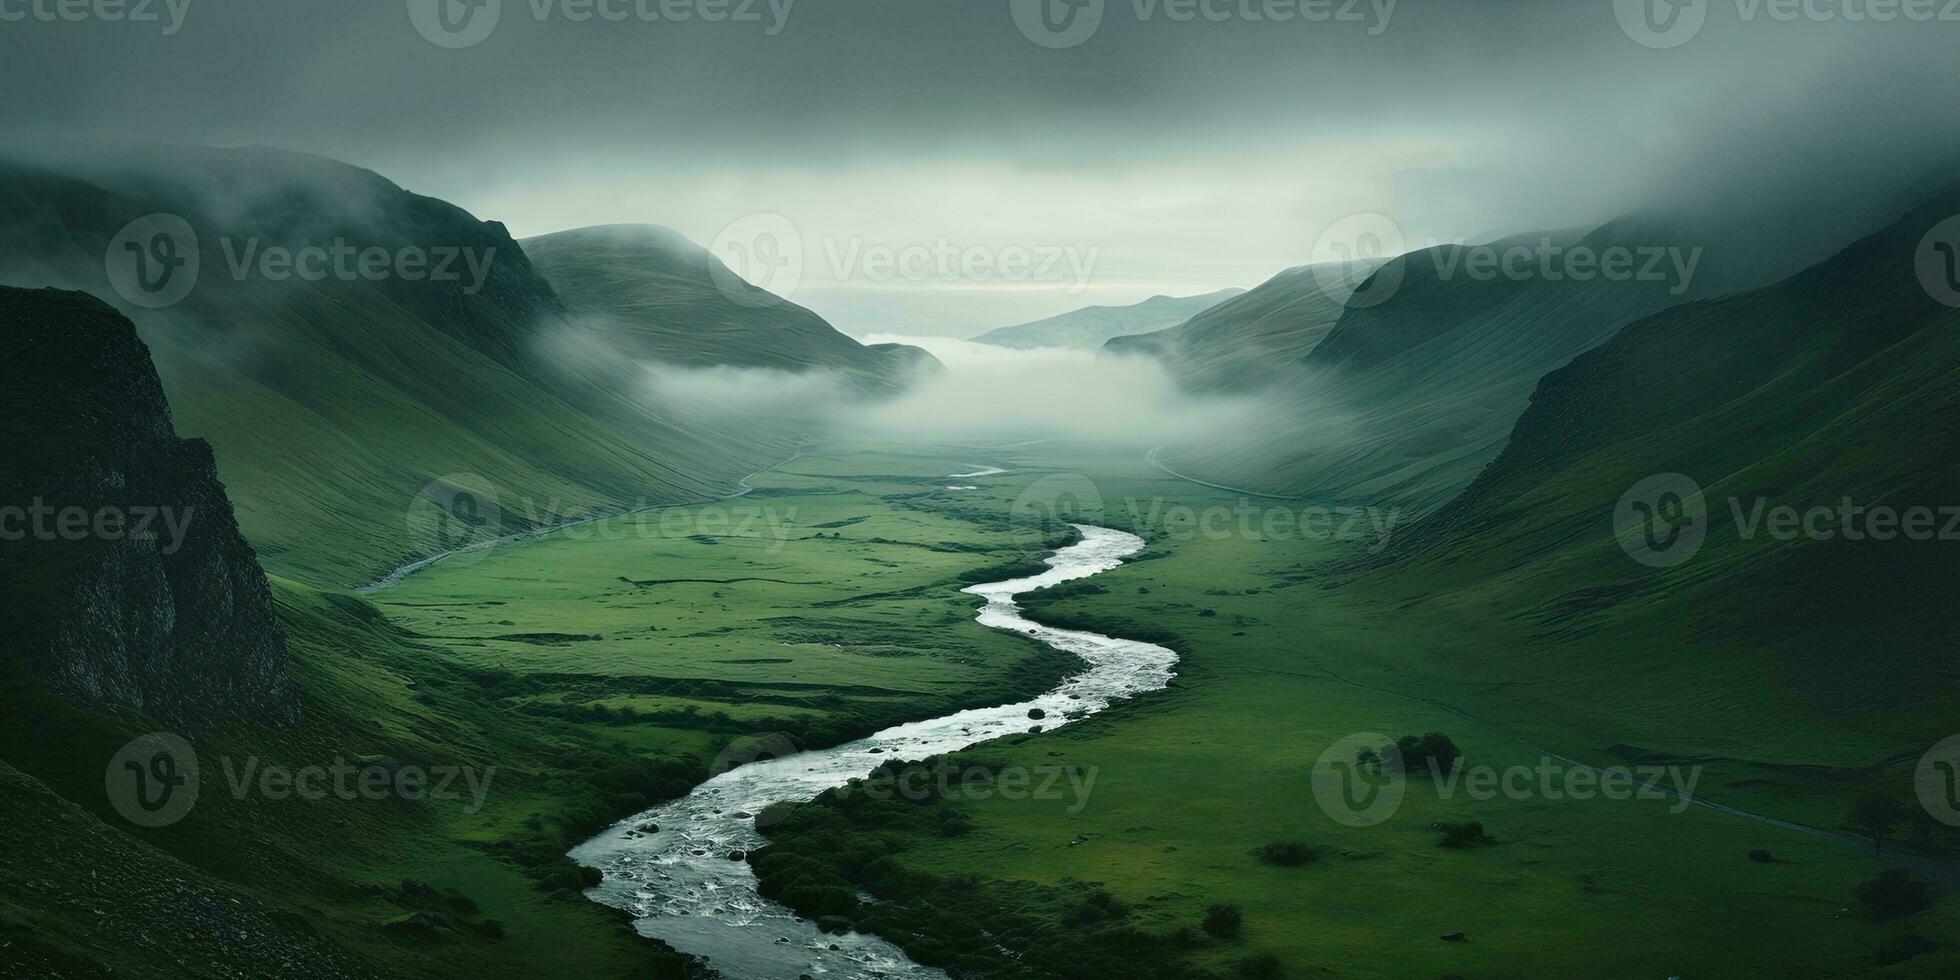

left=570, top=524, right=1178, bottom=979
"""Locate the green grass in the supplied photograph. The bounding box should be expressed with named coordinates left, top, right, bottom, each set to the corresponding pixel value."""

left=0, top=440, right=1089, bottom=979
left=371, top=456, right=1082, bottom=748
left=753, top=443, right=1960, bottom=979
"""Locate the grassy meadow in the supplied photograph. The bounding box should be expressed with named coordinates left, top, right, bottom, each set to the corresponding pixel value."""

left=0, top=442, right=1070, bottom=978
left=751, top=442, right=1960, bottom=979
left=9, top=437, right=1950, bottom=978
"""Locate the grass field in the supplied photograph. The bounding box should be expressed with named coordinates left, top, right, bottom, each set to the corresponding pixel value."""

left=371, top=447, right=1082, bottom=750
left=0, top=441, right=1079, bottom=979
left=10, top=437, right=1951, bottom=978
left=755, top=441, right=1960, bottom=979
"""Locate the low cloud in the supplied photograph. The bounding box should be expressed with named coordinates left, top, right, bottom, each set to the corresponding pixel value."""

left=845, top=335, right=1259, bottom=446
left=532, top=316, right=852, bottom=426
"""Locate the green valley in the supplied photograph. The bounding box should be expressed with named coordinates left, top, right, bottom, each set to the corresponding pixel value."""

left=5, top=12, right=1957, bottom=979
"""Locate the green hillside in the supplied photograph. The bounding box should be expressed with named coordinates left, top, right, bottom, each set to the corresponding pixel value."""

left=1149, top=224, right=1702, bottom=512
left=0, top=147, right=792, bottom=588
left=970, top=288, right=1244, bottom=350
left=522, top=223, right=939, bottom=395
left=717, top=201, right=1960, bottom=971
left=1352, top=183, right=1960, bottom=787
left=1102, top=265, right=1350, bottom=392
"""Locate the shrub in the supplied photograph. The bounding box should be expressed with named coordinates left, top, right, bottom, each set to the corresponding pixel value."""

left=380, top=912, right=445, bottom=938
left=1202, top=903, right=1243, bottom=939
left=783, top=883, right=858, bottom=918
left=1857, top=870, right=1934, bottom=920
left=1434, top=821, right=1495, bottom=848
left=1874, top=931, right=1938, bottom=966
left=1748, top=849, right=1774, bottom=863
left=1251, top=841, right=1319, bottom=866
left=1395, top=732, right=1462, bottom=776
left=1066, top=889, right=1131, bottom=927
left=1851, top=790, right=1906, bottom=855
left=1238, top=952, right=1285, bottom=979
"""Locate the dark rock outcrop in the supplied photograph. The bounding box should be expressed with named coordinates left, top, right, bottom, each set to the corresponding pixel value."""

left=0, top=286, right=295, bottom=724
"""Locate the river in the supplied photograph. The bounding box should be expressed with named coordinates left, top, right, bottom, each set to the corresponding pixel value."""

left=569, top=523, right=1178, bottom=979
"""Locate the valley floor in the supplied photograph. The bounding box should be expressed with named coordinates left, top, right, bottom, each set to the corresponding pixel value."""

left=742, top=442, right=1960, bottom=979
left=8, top=440, right=1953, bottom=979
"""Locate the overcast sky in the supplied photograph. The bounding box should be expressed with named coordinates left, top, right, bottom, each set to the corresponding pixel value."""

left=4, top=0, right=1956, bottom=332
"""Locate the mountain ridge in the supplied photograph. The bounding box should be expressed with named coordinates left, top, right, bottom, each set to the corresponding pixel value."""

left=970, top=287, right=1245, bottom=350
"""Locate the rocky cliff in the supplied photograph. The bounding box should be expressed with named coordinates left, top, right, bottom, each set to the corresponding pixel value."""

left=0, top=286, right=295, bottom=724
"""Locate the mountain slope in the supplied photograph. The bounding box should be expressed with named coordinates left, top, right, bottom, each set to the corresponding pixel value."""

left=522, top=223, right=939, bottom=395
left=1347, top=183, right=1960, bottom=806
left=970, top=288, right=1243, bottom=350
left=0, top=146, right=789, bottom=587
left=1102, top=266, right=1350, bottom=392
left=1150, top=223, right=1710, bottom=512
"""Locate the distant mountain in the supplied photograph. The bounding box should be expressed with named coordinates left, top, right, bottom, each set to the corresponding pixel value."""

left=1102, top=267, right=1349, bottom=392
left=523, top=223, right=939, bottom=395
left=1148, top=219, right=1797, bottom=514
left=0, top=287, right=294, bottom=724
left=0, top=146, right=793, bottom=586
left=970, top=288, right=1244, bottom=350
left=1359, top=181, right=1960, bottom=766
left=1145, top=197, right=1925, bottom=515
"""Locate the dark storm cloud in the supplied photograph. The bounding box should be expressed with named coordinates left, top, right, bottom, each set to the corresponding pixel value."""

left=3, top=0, right=1957, bottom=328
